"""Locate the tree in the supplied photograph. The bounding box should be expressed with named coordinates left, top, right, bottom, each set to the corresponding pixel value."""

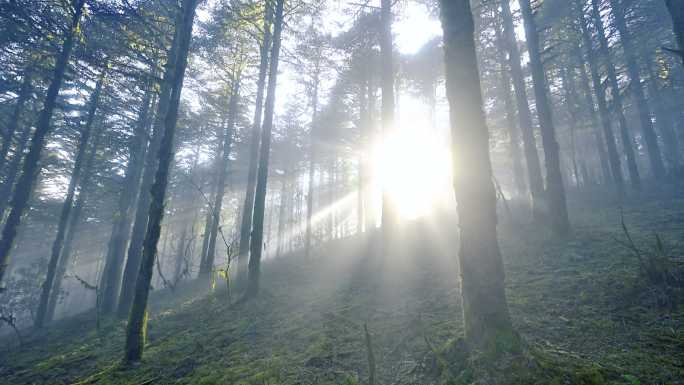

left=518, top=0, right=570, bottom=235
left=124, top=0, right=198, bottom=363
left=665, top=0, right=684, bottom=64
left=246, top=0, right=285, bottom=299
left=0, top=0, right=86, bottom=287
left=35, top=70, right=106, bottom=327
left=498, top=0, right=544, bottom=212
left=439, top=0, right=516, bottom=351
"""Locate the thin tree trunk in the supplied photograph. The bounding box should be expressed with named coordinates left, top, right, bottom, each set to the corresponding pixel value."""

left=609, top=0, right=666, bottom=179
left=590, top=0, right=641, bottom=189
left=576, top=1, right=624, bottom=188
left=380, top=0, right=395, bottom=233
left=199, top=82, right=239, bottom=279
left=124, top=0, right=198, bottom=363
left=573, top=43, right=612, bottom=184
left=238, top=1, right=273, bottom=277
left=560, top=67, right=582, bottom=190
left=35, top=71, right=105, bottom=327
left=645, top=60, right=680, bottom=171
left=519, top=0, right=570, bottom=235
left=439, top=0, right=516, bottom=351
left=0, top=68, right=32, bottom=172
left=494, top=22, right=526, bottom=196
left=0, top=114, right=33, bottom=218
left=100, top=82, right=153, bottom=315
left=499, top=0, right=544, bottom=211
left=305, top=70, right=320, bottom=257
left=46, top=119, right=104, bottom=321
left=117, top=34, right=180, bottom=319
left=665, top=0, right=684, bottom=64
left=0, top=0, right=86, bottom=286
left=246, top=0, right=284, bottom=299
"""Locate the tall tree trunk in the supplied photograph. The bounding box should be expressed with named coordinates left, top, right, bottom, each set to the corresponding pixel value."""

left=246, top=0, right=284, bottom=299
left=499, top=0, right=544, bottom=211
left=518, top=0, right=570, bottom=235
left=645, top=59, right=680, bottom=171
left=276, top=177, right=287, bottom=257
left=665, top=0, right=684, bottom=64
left=560, top=67, right=582, bottom=189
left=305, top=70, right=319, bottom=257
left=0, top=0, right=85, bottom=286
left=0, top=113, right=33, bottom=218
left=380, top=0, right=396, bottom=233
left=124, top=0, right=198, bottom=363
left=35, top=71, right=105, bottom=327
left=0, top=67, right=32, bottom=172
left=117, top=34, right=180, bottom=319
left=494, top=23, right=526, bottom=196
left=573, top=43, right=612, bottom=184
left=609, top=0, right=666, bottom=179
left=46, top=119, right=103, bottom=322
left=99, top=82, right=152, bottom=315
left=439, top=0, right=516, bottom=351
left=238, top=1, right=273, bottom=278
left=198, top=82, right=238, bottom=279
left=576, top=1, right=624, bottom=189
left=590, top=0, right=641, bottom=189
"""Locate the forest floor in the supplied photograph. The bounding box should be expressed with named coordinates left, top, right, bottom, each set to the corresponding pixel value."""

left=1, top=187, right=684, bottom=385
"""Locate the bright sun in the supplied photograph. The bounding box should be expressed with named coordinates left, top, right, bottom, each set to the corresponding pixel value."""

left=371, top=98, right=452, bottom=220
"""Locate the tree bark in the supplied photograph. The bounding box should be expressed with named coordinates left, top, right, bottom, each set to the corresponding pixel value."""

left=609, top=0, right=666, bottom=179
left=46, top=119, right=104, bottom=322
left=499, top=0, right=544, bottom=211
left=198, top=82, right=239, bottom=279
left=575, top=0, right=624, bottom=189
left=0, top=67, right=32, bottom=173
left=665, top=0, right=684, bottom=64
left=35, top=71, right=105, bottom=327
left=439, top=0, right=516, bottom=352
left=238, top=1, right=273, bottom=278
left=100, top=82, right=153, bottom=315
left=246, top=0, right=284, bottom=299
left=518, top=0, right=570, bottom=235
left=117, top=34, right=180, bottom=319
left=380, top=0, right=396, bottom=233
left=589, top=0, right=641, bottom=189
left=0, top=0, right=85, bottom=286
left=124, top=0, right=198, bottom=363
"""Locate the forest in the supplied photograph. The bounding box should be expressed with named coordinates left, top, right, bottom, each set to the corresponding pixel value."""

left=0, top=0, right=683, bottom=383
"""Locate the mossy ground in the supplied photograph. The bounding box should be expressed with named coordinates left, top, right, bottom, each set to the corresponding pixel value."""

left=1, top=187, right=683, bottom=385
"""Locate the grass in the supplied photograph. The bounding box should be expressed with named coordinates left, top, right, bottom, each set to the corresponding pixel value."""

left=1, top=189, right=683, bottom=384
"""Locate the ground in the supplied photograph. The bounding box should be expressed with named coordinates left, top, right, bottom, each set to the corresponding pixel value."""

left=1, top=188, right=683, bottom=385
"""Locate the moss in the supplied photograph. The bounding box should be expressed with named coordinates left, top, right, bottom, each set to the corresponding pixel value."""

left=575, top=367, right=606, bottom=385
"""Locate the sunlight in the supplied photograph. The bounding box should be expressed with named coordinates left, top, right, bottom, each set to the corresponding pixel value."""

left=372, top=97, right=452, bottom=220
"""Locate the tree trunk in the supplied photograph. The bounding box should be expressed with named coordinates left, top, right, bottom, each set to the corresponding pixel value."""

left=117, top=33, right=180, bottom=319
left=499, top=0, right=544, bottom=211
left=124, top=0, right=198, bottom=363
left=439, top=0, right=516, bottom=352
left=100, top=82, right=153, bottom=315
left=518, top=0, right=570, bottom=235
left=666, top=0, right=684, bottom=64
left=305, top=70, right=320, bottom=257
left=575, top=1, right=624, bottom=189
left=494, top=22, right=526, bottom=196
left=46, top=119, right=104, bottom=322
left=0, top=67, right=32, bottom=172
left=35, top=71, right=105, bottom=327
left=560, top=67, right=582, bottom=190
left=572, top=43, right=612, bottom=184
left=238, top=1, right=273, bottom=278
left=590, top=0, right=641, bottom=189
left=645, top=57, right=680, bottom=171
left=0, top=113, right=33, bottom=218
left=609, top=0, right=666, bottom=179
left=0, top=0, right=85, bottom=286
left=380, top=0, right=396, bottom=233
left=246, top=0, right=284, bottom=299
left=198, top=82, right=239, bottom=279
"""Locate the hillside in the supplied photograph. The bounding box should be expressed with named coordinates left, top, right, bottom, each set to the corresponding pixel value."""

left=1, top=193, right=683, bottom=385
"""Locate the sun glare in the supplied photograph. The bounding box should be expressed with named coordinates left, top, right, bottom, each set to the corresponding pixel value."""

left=372, top=98, right=452, bottom=220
